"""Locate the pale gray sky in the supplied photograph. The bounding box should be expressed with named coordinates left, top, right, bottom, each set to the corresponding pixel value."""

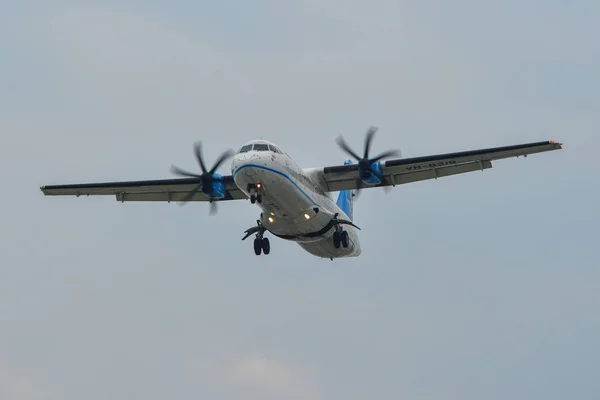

left=1, top=1, right=598, bottom=399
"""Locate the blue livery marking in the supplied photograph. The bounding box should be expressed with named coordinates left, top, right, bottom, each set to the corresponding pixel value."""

left=336, top=190, right=353, bottom=221
left=336, top=160, right=354, bottom=220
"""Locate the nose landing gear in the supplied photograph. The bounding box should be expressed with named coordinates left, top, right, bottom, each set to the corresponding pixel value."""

left=250, top=193, right=262, bottom=204
left=254, top=236, right=270, bottom=255
left=248, top=184, right=263, bottom=204
left=242, top=220, right=271, bottom=256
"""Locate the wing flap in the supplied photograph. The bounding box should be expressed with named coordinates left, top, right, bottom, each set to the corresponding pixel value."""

left=115, top=190, right=246, bottom=202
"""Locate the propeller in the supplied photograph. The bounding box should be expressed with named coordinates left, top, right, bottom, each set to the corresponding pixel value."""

left=170, top=141, right=234, bottom=214
left=336, top=126, right=400, bottom=194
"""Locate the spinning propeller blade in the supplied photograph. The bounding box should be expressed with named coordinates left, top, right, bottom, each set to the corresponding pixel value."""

left=363, top=126, right=377, bottom=159
left=209, top=201, right=218, bottom=216
left=336, top=126, right=400, bottom=165
left=193, top=142, right=208, bottom=173
left=335, top=136, right=362, bottom=161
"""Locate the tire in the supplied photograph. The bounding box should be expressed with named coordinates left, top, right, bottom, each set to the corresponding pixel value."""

left=250, top=194, right=256, bottom=204
left=253, top=238, right=262, bottom=255
left=256, top=194, right=262, bottom=204
left=262, top=237, right=270, bottom=255
left=333, top=231, right=341, bottom=249
left=341, top=231, right=349, bottom=248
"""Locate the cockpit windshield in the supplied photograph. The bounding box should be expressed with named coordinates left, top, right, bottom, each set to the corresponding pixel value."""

left=238, top=144, right=253, bottom=153
left=237, top=143, right=285, bottom=154
left=253, top=144, right=269, bottom=151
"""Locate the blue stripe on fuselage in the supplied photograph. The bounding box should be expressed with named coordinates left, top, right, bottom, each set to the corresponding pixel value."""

left=233, top=164, right=319, bottom=206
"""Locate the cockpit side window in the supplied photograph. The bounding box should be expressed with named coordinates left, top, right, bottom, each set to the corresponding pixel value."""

left=238, top=144, right=253, bottom=153
left=253, top=144, right=269, bottom=151
left=268, top=145, right=282, bottom=154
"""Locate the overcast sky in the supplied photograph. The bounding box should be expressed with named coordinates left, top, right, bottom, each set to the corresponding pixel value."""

left=1, top=1, right=598, bottom=399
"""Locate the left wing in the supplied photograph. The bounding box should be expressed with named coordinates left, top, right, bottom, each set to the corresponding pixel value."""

left=320, top=140, right=562, bottom=191
left=40, top=176, right=247, bottom=202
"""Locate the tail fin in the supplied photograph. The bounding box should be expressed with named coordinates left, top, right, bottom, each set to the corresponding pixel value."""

left=336, top=160, right=355, bottom=221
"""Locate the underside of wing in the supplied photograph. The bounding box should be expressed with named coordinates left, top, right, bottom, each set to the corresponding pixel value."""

left=41, top=176, right=247, bottom=202
left=322, top=140, right=563, bottom=192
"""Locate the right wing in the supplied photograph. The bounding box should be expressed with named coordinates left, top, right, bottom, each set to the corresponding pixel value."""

left=40, top=176, right=247, bottom=202
left=321, top=140, right=563, bottom=191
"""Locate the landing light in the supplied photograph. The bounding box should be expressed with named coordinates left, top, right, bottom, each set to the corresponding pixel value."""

left=304, top=213, right=311, bottom=220
left=256, top=183, right=262, bottom=188
left=268, top=217, right=274, bottom=223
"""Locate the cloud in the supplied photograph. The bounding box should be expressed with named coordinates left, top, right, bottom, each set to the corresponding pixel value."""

left=189, top=353, right=325, bottom=400
left=230, top=354, right=324, bottom=399
left=0, top=364, right=49, bottom=400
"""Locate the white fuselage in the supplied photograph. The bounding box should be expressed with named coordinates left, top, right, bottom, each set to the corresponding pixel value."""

left=231, top=141, right=361, bottom=259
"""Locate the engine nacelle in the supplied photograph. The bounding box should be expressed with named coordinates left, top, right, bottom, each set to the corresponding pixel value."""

left=202, top=174, right=227, bottom=200
left=358, top=161, right=384, bottom=186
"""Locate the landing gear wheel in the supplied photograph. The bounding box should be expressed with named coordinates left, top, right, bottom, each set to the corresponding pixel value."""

left=250, top=194, right=256, bottom=204
left=262, top=238, right=270, bottom=255
left=333, top=231, right=341, bottom=249
left=341, top=230, right=349, bottom=248
left=256, top=193, right=263, bottom=204
left=253, top=238, right=262, bottom=255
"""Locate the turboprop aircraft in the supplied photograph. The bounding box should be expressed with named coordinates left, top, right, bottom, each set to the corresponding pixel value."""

left=41, top=127, right=562, bottom=259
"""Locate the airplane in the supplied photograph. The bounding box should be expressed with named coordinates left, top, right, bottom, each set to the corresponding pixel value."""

left=40, top=127, right=563, bottom=260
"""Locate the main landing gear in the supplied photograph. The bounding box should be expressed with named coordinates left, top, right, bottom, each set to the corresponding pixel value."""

left=333, top=228, right=349, bottom=249
left=331, top=213, right=359, bottom=249
left=242, top=219, right=271, bottom=256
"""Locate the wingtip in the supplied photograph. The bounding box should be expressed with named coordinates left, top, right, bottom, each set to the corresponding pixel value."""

left=550, top=140, right=563, bottom=149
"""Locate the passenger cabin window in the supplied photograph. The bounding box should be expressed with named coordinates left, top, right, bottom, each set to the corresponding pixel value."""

left=253, top=144, right=269, bottom=151
left=238, top=144, right=253, bottom=153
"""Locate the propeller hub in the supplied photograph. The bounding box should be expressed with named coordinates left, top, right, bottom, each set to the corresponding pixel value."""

left=358, top=158, right=372, bottom=170
left=201, top=174, right=213, bottom=193
left=358, top=159, right=373, bottom=178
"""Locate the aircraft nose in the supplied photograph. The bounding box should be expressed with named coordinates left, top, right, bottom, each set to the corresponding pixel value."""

left=232, top=150, right=273, bottom=176
left=231, top=154, right=244, bottom=175
left=232, top=151, right=256, bottom=174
